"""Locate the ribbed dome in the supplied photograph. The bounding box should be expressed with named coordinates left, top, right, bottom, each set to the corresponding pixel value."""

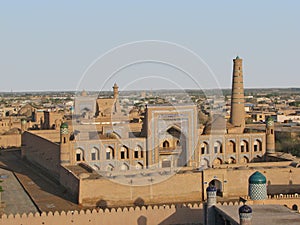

left=239, top=205, right=252, bottom=214
left=206, top=186, right=217, bottom=192
left=60, top=123, right=68, bottom=129
left=249, top=171, right=266, bottom=184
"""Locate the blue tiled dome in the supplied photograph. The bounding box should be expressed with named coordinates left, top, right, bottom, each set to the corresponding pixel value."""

left=60, top=123, right=68, bottom=129
left=239, top=205, right=252, bottom=214
left=206, top=186, right=217, bottom=192
left=249, top=171, right=266, bottom=184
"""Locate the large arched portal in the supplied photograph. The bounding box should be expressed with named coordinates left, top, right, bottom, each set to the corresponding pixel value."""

left=209, top=179, right=223, bottom=197
left=167, top=126, right=187, bottom=167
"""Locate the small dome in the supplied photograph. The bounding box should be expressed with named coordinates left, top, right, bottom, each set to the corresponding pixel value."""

left=239, top=205, right=252, bottom=214
left=81, top=89, right=87, bottom=97
left=60, top=123, right=68, bottom=129
left=202, top=115, right=227, bottom=135
left=266, top=117, right=274, bottom=126
left=249, top=171, right=266, bottom=184
left=206, top=186, right=217, bottom=192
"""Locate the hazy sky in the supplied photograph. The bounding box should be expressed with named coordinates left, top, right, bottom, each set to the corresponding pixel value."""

left=1, top=1, right=299, bottom=92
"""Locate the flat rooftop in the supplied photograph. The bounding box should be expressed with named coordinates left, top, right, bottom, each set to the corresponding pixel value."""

left=0, top=150, right=81, bottom=213
left=0, top=167, right=38, bottom=215
left=216, top=204, right=300, bottom=225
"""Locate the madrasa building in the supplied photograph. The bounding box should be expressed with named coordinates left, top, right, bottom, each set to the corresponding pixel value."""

left=20, top=56, right=296, bottom=207
left=59, top=56, right=272, bottom=171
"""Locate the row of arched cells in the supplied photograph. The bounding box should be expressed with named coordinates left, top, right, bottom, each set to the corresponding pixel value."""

left=200, top=139, right=262, bottom=155
left=75, top=145, right=144, bottom=162
left=96, top=162, right=144, bottom=171
left=208, top=156, right=250, bottom=166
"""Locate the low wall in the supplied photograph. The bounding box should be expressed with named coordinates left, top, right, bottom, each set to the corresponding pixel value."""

left=21, top=131, right=60, bottom=179
left=0, top=134, right=21, bottom=148
left=242, top=194, right=300, bottom=209
left=203, top=166, right=300, bottom=198
left=29, top=130, right=60, bottom=143
left=215, top=160, right=292, bottom=169
left=0, top=203, right=204, bottom=225
left=2, top=198, right=300, bottom=225
left=59, top=166, right=80, bottom=202
left=79, top=172, right=203, bottom=207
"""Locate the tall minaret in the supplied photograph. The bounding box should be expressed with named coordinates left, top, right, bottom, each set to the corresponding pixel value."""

left=266, top=117, right=275, bottom=155
left=113, top=83, right=119, bottom=99
left=230, top=56, right=246, bottom=131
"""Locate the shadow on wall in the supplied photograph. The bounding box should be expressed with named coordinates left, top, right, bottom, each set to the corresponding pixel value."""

left=268, top=184, right=300, bottom=195
left=138, top=216, right=147, bottom=225
left=158, top=206, right=203, bottom=225
left=0, top=150, right=78, bottom=205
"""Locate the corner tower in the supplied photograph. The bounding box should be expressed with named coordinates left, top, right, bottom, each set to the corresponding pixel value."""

left=204, top=186, right=217, bottom=225
left=239, top=205, right=253, bottom=225
left=230, top=56, right=246, bottom=131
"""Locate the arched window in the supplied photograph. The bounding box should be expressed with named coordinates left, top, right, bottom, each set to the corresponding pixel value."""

left=76, top=148, right=84, bottom=162
left=136, top=162, right=143, bottom=170
left=241, top=156, right=249, bottom=164
left=107, top=164, right=114, bottom=171
left=209, top=179, right=223, bottom=196
left=213, top=157, right=223, bottom=166
left=240, top=140, right=249, bottom=152
left=91, top=147, right=99, bottom=161
left=253, top=140, right=262, bottom=152
left=163, top=140, right=170, bottom=148
left=229, top=157, right=236, bottom=164
left=200, top=158, right=210, bottom=168
left=120, top=146, right=129, bottom=159
left=201, top=142, right=209, bottom=154
left=134, top=145, right=143, bottom=159
left=227, top=140, right=236, bottom=153
left=120, top=163, right=129, bottom=171
left=214, top=141, right=222, bottom=154
left=106, top=147, right=114, bottom=160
